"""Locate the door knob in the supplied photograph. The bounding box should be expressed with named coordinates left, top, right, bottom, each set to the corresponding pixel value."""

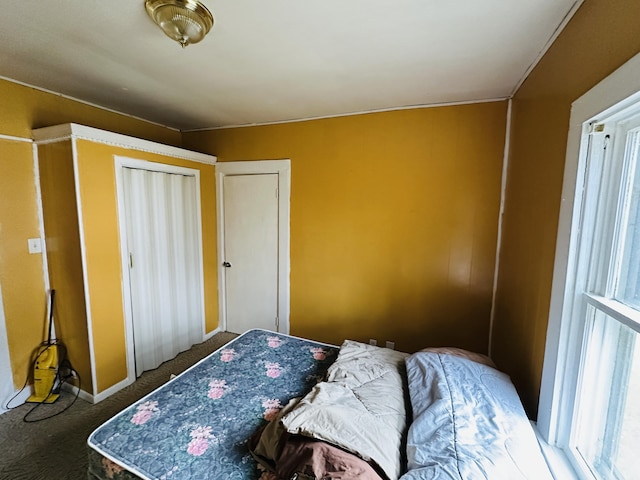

left=222, top=261, right=232, bottom=268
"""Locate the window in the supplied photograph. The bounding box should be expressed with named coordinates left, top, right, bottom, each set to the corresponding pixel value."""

left=538, top=52, right=640, bottom=480
left=567, top=109, right=640, bottom=480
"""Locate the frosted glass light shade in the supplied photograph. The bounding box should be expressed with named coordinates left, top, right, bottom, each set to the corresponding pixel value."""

left=145, top=0, right=214, bottom=47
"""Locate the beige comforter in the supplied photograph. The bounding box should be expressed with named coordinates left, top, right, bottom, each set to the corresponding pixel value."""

left=281, top=340, right=409, bottom=480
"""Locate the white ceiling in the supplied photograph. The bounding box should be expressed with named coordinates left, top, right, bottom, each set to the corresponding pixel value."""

left=0, top=0, right=581, bottom=131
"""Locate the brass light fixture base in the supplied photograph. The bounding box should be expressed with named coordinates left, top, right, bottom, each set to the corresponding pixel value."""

left=145, top=0, right=214, bottom=47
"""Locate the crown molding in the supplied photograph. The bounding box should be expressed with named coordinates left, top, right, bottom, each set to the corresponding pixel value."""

left=32, top=123, right=216, bottom=165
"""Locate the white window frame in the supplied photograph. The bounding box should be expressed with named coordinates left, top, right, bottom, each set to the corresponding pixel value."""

left=538, top=51, right=640, bottom=478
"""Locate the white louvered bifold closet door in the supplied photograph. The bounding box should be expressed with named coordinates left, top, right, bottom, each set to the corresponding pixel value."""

left=122, top=167, right=203, bottom=376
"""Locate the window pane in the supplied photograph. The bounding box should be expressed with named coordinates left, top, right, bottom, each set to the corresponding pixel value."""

left=573, top=306, right=639, bottom=480
left=616, top=130, right=640, bottom=309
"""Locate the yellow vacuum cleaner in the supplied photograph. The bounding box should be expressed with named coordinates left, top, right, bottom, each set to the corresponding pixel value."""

left=27, top=290, right=60, bottom=404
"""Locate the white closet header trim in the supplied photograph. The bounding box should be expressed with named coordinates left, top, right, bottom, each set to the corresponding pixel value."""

left=32, top=123, right=217, bottom=165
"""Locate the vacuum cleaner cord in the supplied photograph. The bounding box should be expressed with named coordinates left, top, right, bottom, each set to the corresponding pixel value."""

left=4, top=340, right=82, bottom=422
left=3, top=289, right=82, bottom=422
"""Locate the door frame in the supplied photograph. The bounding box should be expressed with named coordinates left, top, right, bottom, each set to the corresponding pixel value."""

left=114, top=156, right=206, bottom=383
left=0, top=282, right=14, bottom=413
left=215, top=160, right=291, bottom=335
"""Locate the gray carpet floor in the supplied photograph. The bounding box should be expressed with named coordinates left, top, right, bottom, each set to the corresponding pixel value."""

left=0, top=331, right=237, bottom=480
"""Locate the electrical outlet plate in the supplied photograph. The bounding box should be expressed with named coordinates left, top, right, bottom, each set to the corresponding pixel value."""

left=27, top=238, right=42, bottom=254
left=369, top=339, right=377, bottom=346
left=385, top=341, right=395, bottom=350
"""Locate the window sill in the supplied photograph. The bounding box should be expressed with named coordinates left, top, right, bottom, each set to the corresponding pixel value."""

left=532, top=422, right=581, bottom=480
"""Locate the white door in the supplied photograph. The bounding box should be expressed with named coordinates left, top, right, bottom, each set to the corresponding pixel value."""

left=122, top=165, right=204, bottom=376
left=223, top=174, right=279, bottom=333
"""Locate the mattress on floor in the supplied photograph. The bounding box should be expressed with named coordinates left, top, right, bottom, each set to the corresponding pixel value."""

left=87, top=329, right=338, bottom=480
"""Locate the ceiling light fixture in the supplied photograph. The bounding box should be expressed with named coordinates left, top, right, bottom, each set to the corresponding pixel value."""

left=145, top=0, right=214, bottom=48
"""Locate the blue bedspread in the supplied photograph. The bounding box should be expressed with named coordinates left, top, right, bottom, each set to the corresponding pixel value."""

left=88, top=329, right=338, bottom=480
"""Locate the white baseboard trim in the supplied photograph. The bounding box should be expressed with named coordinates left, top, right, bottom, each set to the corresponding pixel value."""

left=92, top=376, right=135, bottom=404
left=203, top=327, right=221, bottom=341
left=61, top=375, right=134, bottom=404
left=61, top=380, right=93, bottom=403
left=0, top=385, right=33, bottom=415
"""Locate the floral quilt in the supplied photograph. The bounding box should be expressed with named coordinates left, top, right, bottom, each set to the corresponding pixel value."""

left=87, top=329, right=338, bottom=480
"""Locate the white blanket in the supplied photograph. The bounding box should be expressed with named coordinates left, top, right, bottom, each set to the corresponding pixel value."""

left=282, top=340, right=409, bottom=480
left=400, top=352, right=554, bottom=479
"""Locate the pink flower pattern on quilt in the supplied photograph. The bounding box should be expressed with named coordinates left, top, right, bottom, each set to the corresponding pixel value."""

left=220, top=348, right=236, bottom=362
left=262, top=398, right=283, bottom=421
left=265, top=362, right=282, bottom=378
left=207, top=379, right=228, bottom=399
left=310, top=347, right=327, bottom=360
left=130, top=400, right=159, bottom=426
left=267, top=336, right=282, bottom=348
left=187, top=425, right=215, bottom=456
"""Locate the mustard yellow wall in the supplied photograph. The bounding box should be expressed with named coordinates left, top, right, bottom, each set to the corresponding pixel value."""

left=74, top=140, right=217, bottom=393
left=0, top=78, right=182, bottom=389
left=492, top=0, right=640, bottom=417
left=11, top=0, right=630, bottom=405
left=0, top=139, right=47, bottom=387
left=0, top=78, right=181, bottom=146
left=184, top=102, right=507, bottom=354
left=38, top=141, right=93, bottom=392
